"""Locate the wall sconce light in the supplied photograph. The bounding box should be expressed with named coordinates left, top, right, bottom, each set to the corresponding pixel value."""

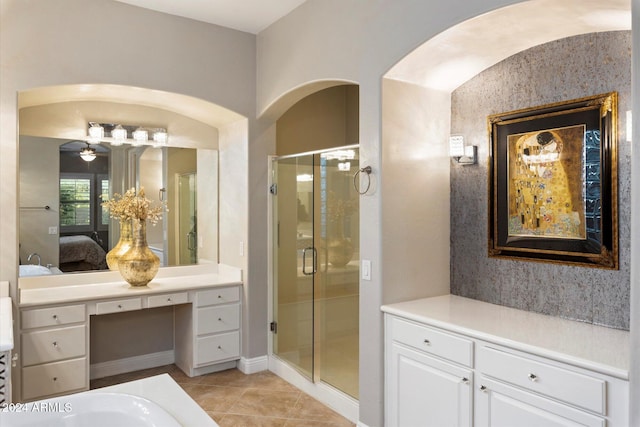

left=449, top=135, right=477, bottom=165
left=87, top=122, right=169, bottom=147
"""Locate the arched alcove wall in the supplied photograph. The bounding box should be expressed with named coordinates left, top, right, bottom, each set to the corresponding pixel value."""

left=256, top=1, right=634, bottom=424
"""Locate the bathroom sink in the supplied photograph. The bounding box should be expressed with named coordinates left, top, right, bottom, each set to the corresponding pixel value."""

left=19, top=265, right=53, bottom=277
left=0, top=392, right=181, bottom=427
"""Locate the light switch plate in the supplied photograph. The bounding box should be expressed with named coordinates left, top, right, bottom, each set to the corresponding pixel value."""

left=362, top=259, right=371, bottom=281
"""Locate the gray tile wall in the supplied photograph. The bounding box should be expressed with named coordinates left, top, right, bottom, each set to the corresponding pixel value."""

left=450, top=31, right=631, bottom=330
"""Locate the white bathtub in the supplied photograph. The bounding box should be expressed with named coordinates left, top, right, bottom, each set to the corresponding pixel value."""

left=0, top=374, right=218, bottom=427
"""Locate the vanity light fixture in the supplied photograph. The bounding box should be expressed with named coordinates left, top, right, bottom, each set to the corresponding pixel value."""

left=80, top=142, right=97, bottom=162
left=449, top=135, right=477, bottom=165
left=87, top=122, right=169, bottom=147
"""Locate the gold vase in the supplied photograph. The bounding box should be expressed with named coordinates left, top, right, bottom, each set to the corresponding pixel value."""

left=118, top=219, right=160, bottom=287
left=106, top=220, right=133, bottom=270
left=327, top=237, right=354, bottom=267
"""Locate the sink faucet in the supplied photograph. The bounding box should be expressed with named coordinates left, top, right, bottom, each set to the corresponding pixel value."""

left=27, top=253, right=41, bottom=266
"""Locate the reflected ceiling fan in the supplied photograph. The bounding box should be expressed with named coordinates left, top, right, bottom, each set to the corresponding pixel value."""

left=59, top=140, right=110, bottom=162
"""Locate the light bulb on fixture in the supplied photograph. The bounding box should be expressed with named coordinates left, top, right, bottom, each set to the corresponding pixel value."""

left=152, top=130, right=168, bottom=147
left=132, top=127, right=148, bottom=146
left=111, top=125, right=127, bottom=146
left=88, top=123, right=104, bottom=142
left=80, top=143, right=97, bottom=162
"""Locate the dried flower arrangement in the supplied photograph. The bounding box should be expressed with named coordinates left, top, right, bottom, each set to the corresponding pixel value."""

left=102, top=187, right=166, bottom=225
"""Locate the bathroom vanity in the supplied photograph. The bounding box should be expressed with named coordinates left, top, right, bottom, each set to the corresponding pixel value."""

left=382, top=295, right=629, bottom=427
left=15, top=264, right=242, bottom=402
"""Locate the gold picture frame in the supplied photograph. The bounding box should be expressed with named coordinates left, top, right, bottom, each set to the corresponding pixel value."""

left=488, top=93, right=618, bottom=269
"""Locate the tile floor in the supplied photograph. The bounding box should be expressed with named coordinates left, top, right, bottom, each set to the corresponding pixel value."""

left=90, top=364, right=355, bottom=427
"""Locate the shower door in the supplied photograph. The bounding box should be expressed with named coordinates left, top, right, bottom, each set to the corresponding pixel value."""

left=272, top=147, right=359, bottom=399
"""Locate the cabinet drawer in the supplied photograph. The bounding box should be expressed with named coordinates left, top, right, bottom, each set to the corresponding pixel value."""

left=197, top=304, right=240, bottom=335
left=21, top=305, right=85, bottom=329
left=477, top=346, right=605, bottom=414
left=388, top=316, right=473, bottom=367
left=147, top=292, right=188, bottom=308
left=22, top=358, right=87, bottom=401
left=196, top=331, right=240, bottom=365
left=95, top=298, right=142, bottom=315
left=196, top=287, right=240, bottom=307
left=22, top=325, right=86, bottom=366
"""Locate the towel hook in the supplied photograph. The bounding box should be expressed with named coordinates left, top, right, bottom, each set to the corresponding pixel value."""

left=353, top=166, right=372, bottom=195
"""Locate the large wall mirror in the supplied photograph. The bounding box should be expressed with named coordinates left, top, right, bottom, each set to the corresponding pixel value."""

left=17, top=85, right=226, bottom=279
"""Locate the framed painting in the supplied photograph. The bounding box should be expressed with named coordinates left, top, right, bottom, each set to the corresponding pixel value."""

left=488, top=92, right=618, bottom=268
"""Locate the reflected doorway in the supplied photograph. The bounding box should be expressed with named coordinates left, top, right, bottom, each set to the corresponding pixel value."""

left=178, top=172, right=197, bottom=265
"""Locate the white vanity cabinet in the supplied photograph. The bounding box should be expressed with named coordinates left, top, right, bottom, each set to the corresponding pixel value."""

left=20, top=304, right=88, bottom=401
left=175, top=285, right=242, bottom=376
left=386, top=316, right=472, bottom=427
left=382, top=295, right=630, bottom=427
left=474, top=343, right=629, bottom=427
left=17, top=266, right=244, bottom=402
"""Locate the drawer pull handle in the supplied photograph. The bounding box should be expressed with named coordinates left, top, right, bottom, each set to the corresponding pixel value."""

left=217, top=295, right=222, bottom=299
left=423, top=339, right=431, bottom=345
left=528, top=373, right=538, bottom=382
left=217, top=345, right=222, bottom=350
left=479, top=385, right=487, bottom=392
left=52, top=377, right=58, bottom=382
left=52, top=314, right=58, bottom=320
left=167, top=298, right=172, bottom=302
left=218, top=317, right=222, bottom=321
left=52, top=341, right=58, bottom=348
left=118, top=304, right=123, bottom=309
left=461, top=377, right=469, bottom=384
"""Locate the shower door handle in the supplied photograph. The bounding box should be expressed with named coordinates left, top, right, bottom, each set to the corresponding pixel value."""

left=302, top=247, right=317, bottom=276
left=187, top=231, right=197, bottom=251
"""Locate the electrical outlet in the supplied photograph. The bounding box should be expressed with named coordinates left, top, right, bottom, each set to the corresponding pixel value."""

left=48, top=226, right=58, bottom=235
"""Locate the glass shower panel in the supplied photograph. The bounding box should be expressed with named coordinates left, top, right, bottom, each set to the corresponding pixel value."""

left=316, top=149, right=359, bottom=399
left=273, top=155, right=315, bottom=379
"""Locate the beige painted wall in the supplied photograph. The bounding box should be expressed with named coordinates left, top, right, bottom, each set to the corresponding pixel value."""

left=90, top=306, right=174, bottom=364
left=381, top=79, right=451, bottom=303
left=138, top=148, right=164, bottom=249
left=276, top=85, right=359, bottom=156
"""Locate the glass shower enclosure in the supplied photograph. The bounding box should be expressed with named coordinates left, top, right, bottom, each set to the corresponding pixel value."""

left=271, top=146, right=360, bottom=399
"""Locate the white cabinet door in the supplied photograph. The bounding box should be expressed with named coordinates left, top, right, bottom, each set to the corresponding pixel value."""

left=386, top=342, right=472, bottom=427
left=475, top=377, right=605, bottom=427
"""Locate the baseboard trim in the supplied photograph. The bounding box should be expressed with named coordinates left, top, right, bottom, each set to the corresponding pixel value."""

left=90, top=350, right=175, bottom=380
left=238, top=355, right=269, bottom=374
